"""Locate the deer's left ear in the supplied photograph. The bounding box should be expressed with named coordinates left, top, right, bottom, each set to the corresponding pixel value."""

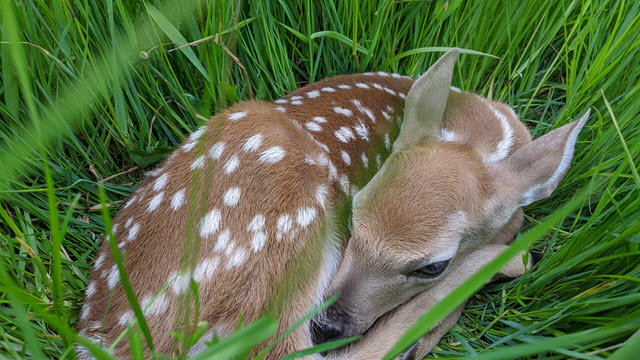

left=393, top=48, right=460, bottom=153
left=491, top=109, right=590, bottom=207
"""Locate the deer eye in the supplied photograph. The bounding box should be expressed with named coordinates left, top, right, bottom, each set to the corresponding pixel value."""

left=410, top=260, right=450, bottom=279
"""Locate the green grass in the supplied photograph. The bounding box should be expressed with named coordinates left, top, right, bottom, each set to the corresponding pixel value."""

left=1, top=0, right=639, bottom=358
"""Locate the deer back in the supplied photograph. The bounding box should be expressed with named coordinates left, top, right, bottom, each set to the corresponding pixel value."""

left=78, top=72, right=414, bottom=358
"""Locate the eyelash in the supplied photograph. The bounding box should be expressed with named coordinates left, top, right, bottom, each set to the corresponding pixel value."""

left=410, top=260, right=450, bottom=279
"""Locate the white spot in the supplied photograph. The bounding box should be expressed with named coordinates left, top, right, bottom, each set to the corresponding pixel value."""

left=124, top=196, right=137, bottom=209
left=289, top=95, right=302, bottom=100
left=373, top=83, right=383, bottom=90
left=275, top=106, right=286, bottom=113
left=376, top=154, right=382, bottom=169
left=153, top=173, right=169, bottom=191
left=188, top=126, right=207, bottom=142
left=450, top=86, right=462, bottom=92
left=441, top=128, right=456, bottom=142
left=361, top=153, right=369, bottom=168
left=227, top=248, right=247, bottom=268
left=335, top=126, right=356, bottom=143
left=94, top=254, right=105, bottom=269
left=274, top=99, right=288, bottom=104
left=296, top=207, right=317, bottom=227
left=128, top=223, right=140, bottom=241
left=224, top=155, right=240, bottom=174
left=333, top=107, right=353, bottom=117
left=223, top=187, right=241, bottom=207
left=276, top=215, right=293, bottom=241
left=355, top=83, right=369, bottom=89
left=228, top=111, right=247, bottom=121
left=307, top=90, right=320, bottom=98
left=81, top=304, right=91, bottom=320
left=248, top=214, right=266, bottom=231
left=191, top=155, right=205, bottom=170
left=383, top=87, right=397, bottom=96
left=147, top=192, right=164, bottom=212
left=377, top=71, right=389, bottom=77
left=399, top=92, right=406, bottom=99
left=251, top=230, right=268, bottom=252
left=291, top=100, right=303, bottom=105
left=208, top=142, right=225, bottom=160
left=321, top=87, right=335, bottom=92
left=118, top=311, right=134, bottom=327
left=487, top=104, right=514, bottom=163
left=354, top=121, right=370, bottom=141
left=305, top=122, right=322, bottom=132
left=224, top=240, right=236, bottom=256
left=243, top=133, right=263, bottom=152
left=170, top=273, right=189, bottom=294
left=107, top=265, right=119, bottom=289
left=194, top=257, right=219, bottom=282
left=338, top=84, right=351, bottom=89
left=392, top=73, right=402, bottom=78
left=304, top=155, right=316, bottom=165
left=214, top=229, right=230, bottom=252
left=200, top=209, right=221, bottom=238
left=341, top=150, right=351, bottom=165
left=338, top=175, right=349, bottom=194
left=142, top=293, right=168, bottom=317
left=351, top=99, right=376, bottom=122
left=171, top=189, right=186, bottom=211
left=382, top=111, right=391, bottom=120
left=259, top=146, right=286, bottom=164
left=317, top=153, right=330, bottom=166
left=182, top=142, right=197, bottom=152
left=86, top=282, right=96, bottom=298
left=384, top=133, right=391, bottom=150
left=312, top=116, right=327, bottom=123
left=316, top=184, right=329, bottom=208
left=125, top=217, right=133, bottom=228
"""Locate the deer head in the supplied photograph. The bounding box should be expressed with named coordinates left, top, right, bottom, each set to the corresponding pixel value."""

left=312, top=49, right=589, bottom=343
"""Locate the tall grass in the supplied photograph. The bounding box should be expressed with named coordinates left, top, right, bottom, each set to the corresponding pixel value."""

left=0, top=0, right=639, bottom=358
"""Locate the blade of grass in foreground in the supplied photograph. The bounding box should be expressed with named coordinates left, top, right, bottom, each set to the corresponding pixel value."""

left=189, top=317, right=276, bottom=360
left=383, top=183, right=597, bottom=359
left=96, top=185, right=155, bottom=355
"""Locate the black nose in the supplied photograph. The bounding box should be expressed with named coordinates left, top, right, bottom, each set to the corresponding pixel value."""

left=311, top=319, right=343, bottom=345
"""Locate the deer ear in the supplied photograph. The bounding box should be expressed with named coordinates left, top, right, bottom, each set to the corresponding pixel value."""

left=493, top=110, right=590, bottom=207
left=392, top=48, right=460, bottom=153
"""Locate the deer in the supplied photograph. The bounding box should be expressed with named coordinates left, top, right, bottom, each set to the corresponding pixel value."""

left=77, top=48, right=589, bottom=360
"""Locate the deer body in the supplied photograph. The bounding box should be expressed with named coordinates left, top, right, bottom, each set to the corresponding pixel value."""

left=78, top=73, right=414, bottom=358
left=79, top=50, right=588, bottom=360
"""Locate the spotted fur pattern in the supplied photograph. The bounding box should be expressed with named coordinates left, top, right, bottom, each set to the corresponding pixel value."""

left=78, top=73, right=414, bottom=359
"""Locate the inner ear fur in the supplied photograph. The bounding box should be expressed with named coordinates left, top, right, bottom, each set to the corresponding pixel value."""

left=492, top=109, right=590, bottom=207
left=392, top=48, right=460, bottom=153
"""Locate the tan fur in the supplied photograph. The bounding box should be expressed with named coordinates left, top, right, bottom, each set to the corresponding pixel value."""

left=78, top=50, right=588, bottom=359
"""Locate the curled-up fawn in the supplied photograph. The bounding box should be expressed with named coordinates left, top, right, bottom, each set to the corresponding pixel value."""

left=78, top=49, right=588, bottom=359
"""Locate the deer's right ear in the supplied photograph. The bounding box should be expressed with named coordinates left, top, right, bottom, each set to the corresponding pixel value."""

left=392, top=48, right=460, bottom=153
left=491, top=110, right=590, bottom=207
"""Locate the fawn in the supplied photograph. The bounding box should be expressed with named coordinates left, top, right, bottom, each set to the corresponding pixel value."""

left=77, top=49, right=589, bottom=359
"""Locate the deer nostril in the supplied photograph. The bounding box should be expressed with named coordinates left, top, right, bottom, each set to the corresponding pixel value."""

left=311, top=319, right=343, bottom=345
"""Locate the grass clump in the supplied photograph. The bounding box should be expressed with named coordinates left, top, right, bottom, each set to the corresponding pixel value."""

left=1, top=0, right=639, bottom=358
